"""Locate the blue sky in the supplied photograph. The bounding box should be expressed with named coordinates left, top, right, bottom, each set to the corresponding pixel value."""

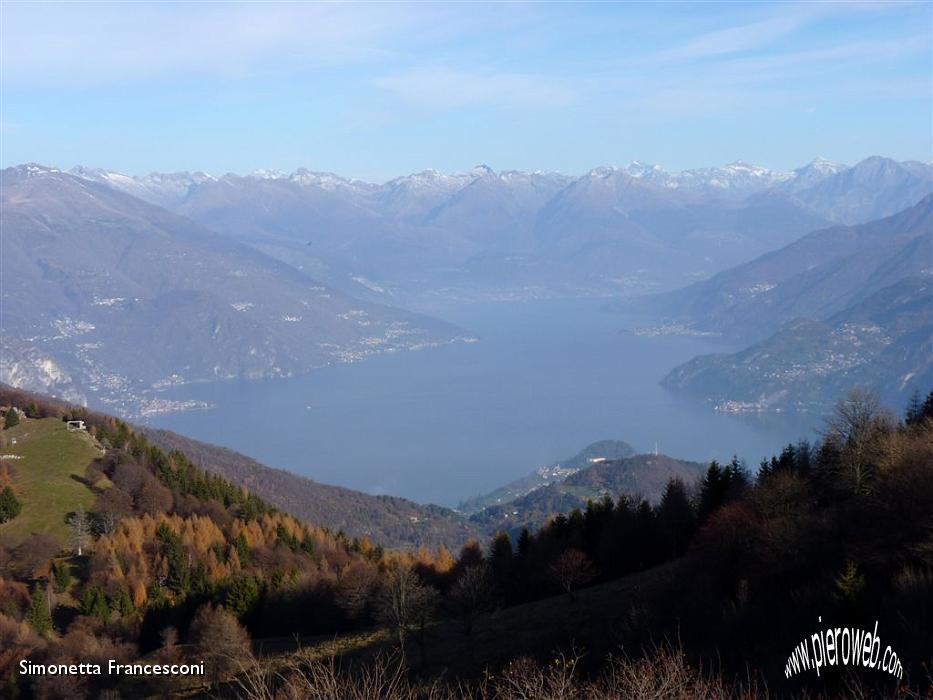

left=2, top=1, right=931, bottom=181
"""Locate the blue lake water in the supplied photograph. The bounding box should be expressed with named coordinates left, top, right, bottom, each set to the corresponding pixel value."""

left=148, top=299, right=821, bottom=506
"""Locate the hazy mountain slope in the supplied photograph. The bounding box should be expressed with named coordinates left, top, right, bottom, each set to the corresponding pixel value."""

left=662, top=276, right=933, bottom=412
left=642, top=196, right=933, bottom=341
left=69, top=156, right=929, bottom=301
left=469, top=454, right=705, bottom=535
left=457, top=439, right=635, bottom=514
left=142, top=427, right=481, bottom=549
left=532, top=168, right=829, bottom=290
left=69, top=166, right=215, bottom=209
left=0, top=165, right=463, bottom=415
left=789, top=156, right=933, bottom=224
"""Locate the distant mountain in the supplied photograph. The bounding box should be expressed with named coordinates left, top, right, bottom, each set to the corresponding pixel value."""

left=662, top=276, right=933, bottom=412
left=457, top=440, right=635, bottom=514
left=788, top=156, right=933, bottom=224
left=625, top=160, right=797, bottom=197
left=69, top=166, right=216, bottom=209
left=0, top=165, right=465, bottom=415
left=531, top=167, right=829, bottom=289
left=62, top=155, right=931, bottom=304
left=778, top=157, right=849, bottom=194
left=468, top=454, right=706, bottom=536
left=642, top=196, right=933, bottom=341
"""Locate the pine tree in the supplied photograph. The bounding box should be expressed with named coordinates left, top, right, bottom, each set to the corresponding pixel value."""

left=80, top=586, right=110, bottom=622
left=3, top=409, right=19, bottom=430
left=834, top=560, right=866, bottom=608
left=0, top=486, right=22, bottom=523
left=51, top=560, right=73, bottom=592
left=26, top=584, right=53, bottom=637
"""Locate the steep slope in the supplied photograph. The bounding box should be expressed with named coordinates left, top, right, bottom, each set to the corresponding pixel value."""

left=0, top=384, right=480, bottom=549
left=0, top=417, right=103, bottom=542
left=0, top=165, right=463, bottom=415
left=642, top=196, right=933, bottom=341
left=662, top=276, right=933, bottom=412
left=141, top=427, right=481, bottom=549
left=469, top=454, right=705, bottom=535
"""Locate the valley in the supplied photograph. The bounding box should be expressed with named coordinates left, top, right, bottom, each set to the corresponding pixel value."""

left=147, top=298, right=819, bottom=506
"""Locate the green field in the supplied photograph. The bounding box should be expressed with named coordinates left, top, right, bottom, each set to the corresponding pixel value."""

left=0, top=417, right=103, bottom=543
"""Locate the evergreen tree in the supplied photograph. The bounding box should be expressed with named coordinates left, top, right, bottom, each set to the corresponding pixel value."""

left=110, top=587, right=135, bottom=617
left=3, top=409, right=19, bottom=430
left=516, top=528, right=532, bottom=558
left=0, top=486, right=22, bottom=523
left=80, top=586, right=110, bottom=622
left=905, top=390, right=923, bottom=425
left=906, top=390, right=933, bottom=426
left=655, top=478, right=695, bottom=558
left=489, top=531, right=514, bottom=601
left=26, top=584, right=53, bottom=637
left=51, top=560, right=73, bottom=592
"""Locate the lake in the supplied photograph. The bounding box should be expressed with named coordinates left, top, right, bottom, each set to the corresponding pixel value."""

left=148, top=298, right=821, bottom=506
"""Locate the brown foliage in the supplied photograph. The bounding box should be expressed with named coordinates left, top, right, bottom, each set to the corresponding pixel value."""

left=547, top=549, right=596, bottom=596
left=188, top=603, right=252, bottom=683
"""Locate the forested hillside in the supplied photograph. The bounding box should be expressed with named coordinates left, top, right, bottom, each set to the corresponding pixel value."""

left=1, top=385, right=930, bottom=698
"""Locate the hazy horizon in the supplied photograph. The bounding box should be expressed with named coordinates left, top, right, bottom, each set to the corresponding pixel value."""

left=3, top=2, right=931, bottom=180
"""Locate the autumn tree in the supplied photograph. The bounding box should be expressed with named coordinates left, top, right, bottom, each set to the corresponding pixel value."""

left=188, top=604, right=252, bottom=683
left=336, top=560, right=379, bottom=621
left=548, top=548, right=596, bottom=599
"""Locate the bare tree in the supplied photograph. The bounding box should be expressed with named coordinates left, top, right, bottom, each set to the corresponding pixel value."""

left=548, top=548, right=596, bottom=599
left=376, top=564, right=438, bottom=659
left=336, top=560, right=379, bottom=621
left=188, top=604, right=252, bottom=684
left=823, top=388, right=895, bottom=494
left=448, top=563, right=493, bottom=642
left=67, top=506, right=91, bottom=556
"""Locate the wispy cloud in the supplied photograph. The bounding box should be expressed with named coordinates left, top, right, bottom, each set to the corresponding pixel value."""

left=374, top=68, right=577, bottom=110
left=0, top=3, right=428, bottom=82
left=655, top=12, right=814, bottom=62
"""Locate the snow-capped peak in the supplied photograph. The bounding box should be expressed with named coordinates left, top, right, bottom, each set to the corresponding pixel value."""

left=248, top=168, right=287, bottom=180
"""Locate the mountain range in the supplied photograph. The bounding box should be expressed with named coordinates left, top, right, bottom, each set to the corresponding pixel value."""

left=67, top=156, right=933, bottom=302
left=4, top=156, right=930, bottom=419
left=0, top=165, right=466, bottom=415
